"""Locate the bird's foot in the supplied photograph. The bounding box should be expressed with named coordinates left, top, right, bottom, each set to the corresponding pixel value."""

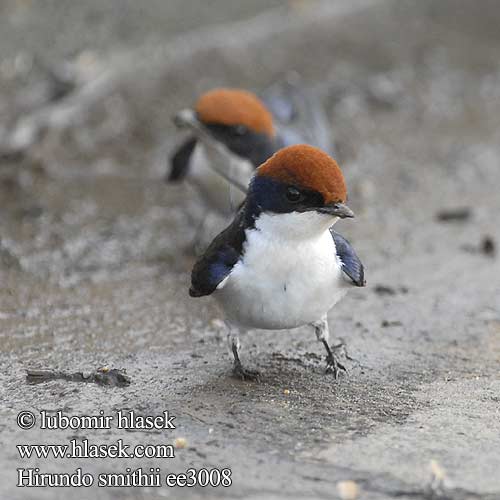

left=232, top=362, right=260, bottom=381
left=322, top=341, right=348, bottom=379
left=325, top=351, right=347, bottom=378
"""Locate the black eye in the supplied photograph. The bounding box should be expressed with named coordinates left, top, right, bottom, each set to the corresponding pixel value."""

left=286, top=187, right=304, bottom=203
left=233, top=125, right=248, bottom=136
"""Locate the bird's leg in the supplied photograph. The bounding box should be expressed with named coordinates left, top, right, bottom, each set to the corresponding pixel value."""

left=227, top=329, right=260, bottom=381
left=312, top=316, right=346, bottom=378
left=322, top=340, right=347, bottom=379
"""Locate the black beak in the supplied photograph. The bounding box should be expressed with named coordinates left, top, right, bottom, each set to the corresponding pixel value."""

left=317, top=202, right=355, bottom=219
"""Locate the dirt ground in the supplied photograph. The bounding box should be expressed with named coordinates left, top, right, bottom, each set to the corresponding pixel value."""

left=1, top=1, right=499, bottom=499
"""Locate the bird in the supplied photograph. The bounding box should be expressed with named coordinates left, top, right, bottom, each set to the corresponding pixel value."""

left=168, top=88, right=278, bottom=216
left=188, top=144, right=365, bottom=379
left=168, top=83, right=334, bottom=231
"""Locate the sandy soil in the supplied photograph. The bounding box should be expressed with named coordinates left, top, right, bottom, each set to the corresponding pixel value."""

left=1, top=1, right=499, bottom=499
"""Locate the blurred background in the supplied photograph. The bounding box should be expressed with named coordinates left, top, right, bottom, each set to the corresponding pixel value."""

left=1, top=1, right=499, bottom=499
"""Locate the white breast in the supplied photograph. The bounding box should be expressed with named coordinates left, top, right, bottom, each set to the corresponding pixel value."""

left=215, top=211, right=347, bottom=330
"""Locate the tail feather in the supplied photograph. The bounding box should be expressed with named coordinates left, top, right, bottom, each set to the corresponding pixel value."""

left=167, top=136, right=197, bottom=182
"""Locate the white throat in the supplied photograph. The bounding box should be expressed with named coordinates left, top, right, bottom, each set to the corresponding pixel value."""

left=253, top=211, right=339, bottom=241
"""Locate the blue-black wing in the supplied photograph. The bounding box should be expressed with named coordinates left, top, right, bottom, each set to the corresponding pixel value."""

left=167, top=136, right=197, bottom=182
left=331, top=230, right=366, bottom=287
left=190, top=209, right=246, bottom=297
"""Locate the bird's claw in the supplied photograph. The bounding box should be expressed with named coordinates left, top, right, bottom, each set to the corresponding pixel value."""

left=325, top=352, right=347, bottom=379
left=232, top=363, right=260, bottom=381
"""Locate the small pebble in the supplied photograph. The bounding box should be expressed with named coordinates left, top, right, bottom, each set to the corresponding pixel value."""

left=283, top=389, right=290, bottom=395
left=430, top=459, right=446, bottom=482
left=174, top=437, right=187, bottom=449
left=337, top=480, right=359, bottom=499
left=210, top=318, right=225, bottom=329
left=481, top=236, right=496, bottom=257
